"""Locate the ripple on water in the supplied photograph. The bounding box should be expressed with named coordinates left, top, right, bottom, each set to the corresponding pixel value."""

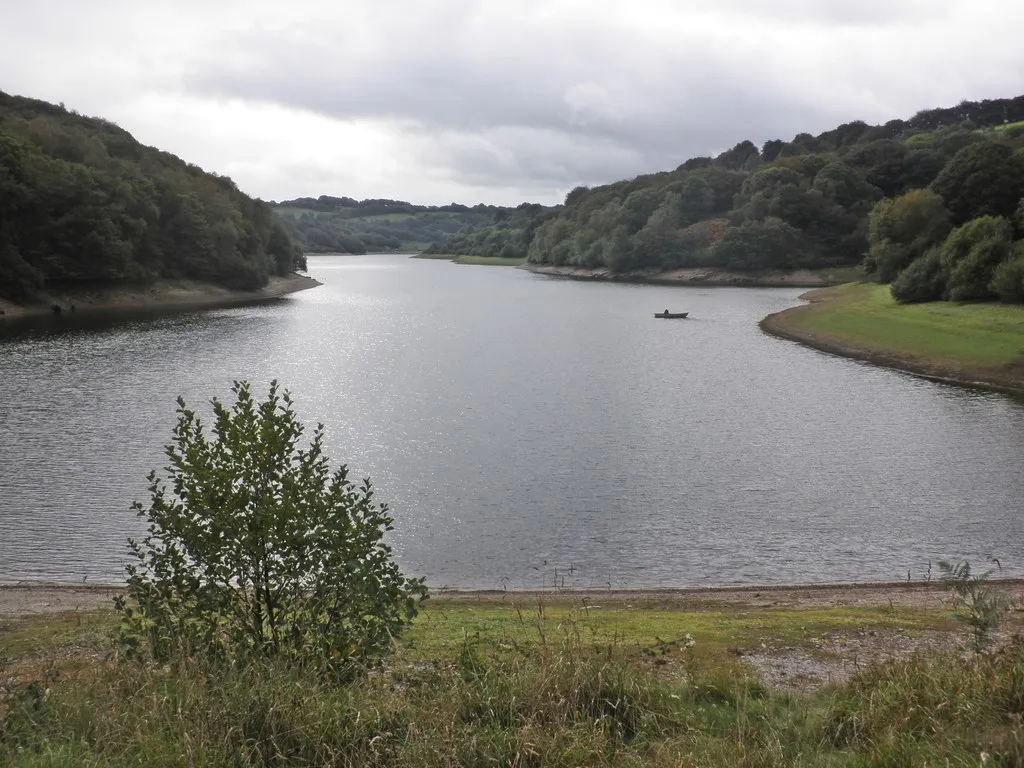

left=2, top=254, right=1024, bottom=587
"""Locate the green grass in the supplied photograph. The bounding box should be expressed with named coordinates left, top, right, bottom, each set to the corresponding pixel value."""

left=411, top=253, right=526, bottom=266
left=994, top=119, right=1024, bottom=132
left=774, top=283, right=1024, bottom=374
left=406, top=598, right=948, bottom=669
left=5, top=591, right=1023, bottom=765
left=453, top=255, right=526, bottom=266
left=806, top=265, right=867, bottom=284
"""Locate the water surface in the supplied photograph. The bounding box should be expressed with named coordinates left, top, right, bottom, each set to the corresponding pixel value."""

left=2, top=255, right=1023, bottom=588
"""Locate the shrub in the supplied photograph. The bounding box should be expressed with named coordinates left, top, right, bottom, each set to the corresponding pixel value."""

left=939, top=215, right=1013, bottom=302
left=890, top=248, right=946, bottom=303
left=990, top=246, right=1024, bottom=304
left=866, top=190, right=951, bottom=282
left=939, top=560, right=1011, bottom=651
left=115, top=380, right=427, bottom=677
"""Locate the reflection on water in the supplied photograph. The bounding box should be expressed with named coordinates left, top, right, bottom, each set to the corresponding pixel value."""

left=2, top=254, right=1024, bottom=588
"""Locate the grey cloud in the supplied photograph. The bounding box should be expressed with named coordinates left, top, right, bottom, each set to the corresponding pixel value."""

left=695, top=0, right=955, bottom=25
left=182, top=4, right=884, bottom=191
left=3, top=0, right=1019, bottom=204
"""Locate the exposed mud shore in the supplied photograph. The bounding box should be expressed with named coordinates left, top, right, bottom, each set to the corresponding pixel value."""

left=6, top=580, right=1024, bottom=618
left=0, top=273, right=321, bottom=321
left=520, top=264, right=844, bottom=287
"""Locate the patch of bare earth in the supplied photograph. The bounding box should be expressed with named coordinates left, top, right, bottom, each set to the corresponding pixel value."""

left=741, top=628, right=966, bottom=694
left=0, top=586, right=121, bottom=617
left=434, top=580, right=1024, bottom=611
left=3, top=582, right=1023, bottom=695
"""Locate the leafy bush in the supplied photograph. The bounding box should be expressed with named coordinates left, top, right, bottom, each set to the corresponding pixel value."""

left=115, top=381, right=427, bottom=677
left=890, top=248, right=946, bottom=303
left=939, top=215, right=1013, bottom=302
left=990, top=245, right=1024, bottom=303
left=866, top=189, right=951, bottom=282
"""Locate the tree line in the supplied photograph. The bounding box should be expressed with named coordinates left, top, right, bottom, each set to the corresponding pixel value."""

left=0, top=92, right=305, bottom=303
left=432, top=95, right=1024, bottom=305
left=271, top=197, right=508, bottom=253
left=421, top=202, right=559, bottom=260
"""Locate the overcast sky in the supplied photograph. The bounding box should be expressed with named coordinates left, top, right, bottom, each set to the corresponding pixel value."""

left=2, top=0, right=1022, bottom=206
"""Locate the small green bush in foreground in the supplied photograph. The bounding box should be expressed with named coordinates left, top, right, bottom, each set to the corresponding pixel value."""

left=114, top=380, right=426, bottom=679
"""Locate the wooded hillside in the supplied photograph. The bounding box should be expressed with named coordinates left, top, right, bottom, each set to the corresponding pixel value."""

left=0, top=92, right=305, bottom=303
left=432, top=95, right=1024, bottom=304
left=272, top=196, right=507, bottom=254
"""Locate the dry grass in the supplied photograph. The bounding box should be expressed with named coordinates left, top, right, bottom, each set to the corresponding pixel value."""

left=3, top=587, right=1024, bottom=765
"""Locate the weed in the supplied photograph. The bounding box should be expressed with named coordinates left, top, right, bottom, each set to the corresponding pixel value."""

left=939, top=559, right=1013, bottom=651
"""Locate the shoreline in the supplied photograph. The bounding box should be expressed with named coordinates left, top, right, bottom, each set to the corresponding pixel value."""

left=760, top=286, right=1024, bottom=396
left=0, top=272, right=322, bottom=321
left=5, top=578, right=1023, bottom=617
left=520, top=263, right=854, bottom=287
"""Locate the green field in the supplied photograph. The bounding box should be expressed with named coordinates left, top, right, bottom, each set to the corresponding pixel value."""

left=412, top=253, right=527, bottom=266
left=806, top=265, right=867, bottom=284
left=4, top=587, right=1024, bottom=766
left=765, top=283, right=1024, bottom=390
left=274, top=209, right=461, bottom=223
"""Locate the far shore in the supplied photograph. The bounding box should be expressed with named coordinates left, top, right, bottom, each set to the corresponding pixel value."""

left=411, top=253, right=527, bottom=266
left=0, top=272, right=322, bottom=321
left=5, top=579, right=1024, bottom=618
left=520, top=263, right=860, bottom=287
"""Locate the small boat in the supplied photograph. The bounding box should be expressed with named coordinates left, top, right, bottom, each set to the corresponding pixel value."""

left=654, top=311, right=688, bottom=319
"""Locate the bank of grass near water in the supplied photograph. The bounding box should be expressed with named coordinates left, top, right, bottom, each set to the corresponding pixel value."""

left=412, top=252, right=527, bottom=266
left=4, top=587, right=1024, bottom=766
left=761, top=282, right=1024, bottom=394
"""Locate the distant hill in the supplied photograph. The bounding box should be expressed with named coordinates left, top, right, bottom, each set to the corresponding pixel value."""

left=421, top=202, right=561, bottom=261
left=438, top=95, right=1024, bottom=304
left=0, top=92, right=305, bottom=303
left=270, top=196, right=507, bottom=253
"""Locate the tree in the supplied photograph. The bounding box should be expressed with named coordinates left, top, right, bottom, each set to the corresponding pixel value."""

left=939, top=216, right=1013, bottom=302
left=564, top=185, right=589, bottom=207
left=990, top=243, right=1024, bottom=303
left=890, top=248, right=946, bottom=303
left=115, top=381, right=427, bottom=678
left=711, top=218, right=810, bottom=271
left=715, top=140, right=759, bottom=170
left=812, top=162, right=881, bottom=211
left=866, top=189, right=951, bottom=281
left=931, top=141, right=1024, bottom=224
left=844, top=139, right=910, bottom=197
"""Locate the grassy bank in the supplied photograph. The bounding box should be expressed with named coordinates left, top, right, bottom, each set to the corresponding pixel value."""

left=3, top=587, right=1023, bottom=765
left=412, top=253, right=527, bottom=266
left=761, top=282, right=1024, bottom=394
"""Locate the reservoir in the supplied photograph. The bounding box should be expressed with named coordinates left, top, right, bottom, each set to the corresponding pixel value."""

left=2, top=254, right=1023, bottom=588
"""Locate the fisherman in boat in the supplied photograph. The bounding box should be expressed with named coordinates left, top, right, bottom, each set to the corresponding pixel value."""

left=664, top=309, right=669, bottom=316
